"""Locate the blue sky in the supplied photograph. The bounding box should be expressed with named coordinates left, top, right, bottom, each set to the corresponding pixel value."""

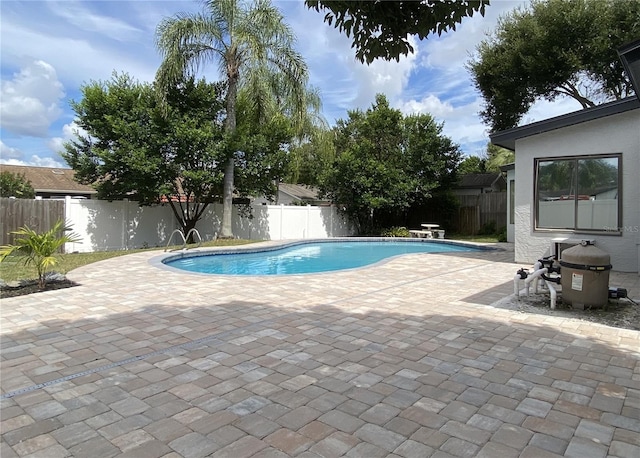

left=0, top=0, right=584, bottom=168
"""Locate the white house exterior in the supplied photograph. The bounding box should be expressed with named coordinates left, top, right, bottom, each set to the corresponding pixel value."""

left=491, top=97, right=640, bottom=274
left=500, top=163, right=515, bottom=244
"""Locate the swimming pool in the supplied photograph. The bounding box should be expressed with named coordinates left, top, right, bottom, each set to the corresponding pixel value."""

left=160, top=239, right=486, bottom=276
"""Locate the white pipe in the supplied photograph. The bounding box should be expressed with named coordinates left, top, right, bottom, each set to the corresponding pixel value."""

left=545, top=280, right=557, bottom=309
left=524, top=268, right=548, bottom=297
left=514, top=274, right=522, bottom=298
left=530, top=261, right=543, bottom=293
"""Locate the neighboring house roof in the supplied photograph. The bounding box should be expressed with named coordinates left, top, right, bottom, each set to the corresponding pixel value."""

left=490, top=97, right=640, bottom=151
left=457, top=173, right=505, bottom=189
left=278, top=183, right=326, bottom=202
left=0, top=165, right=97, bottom=196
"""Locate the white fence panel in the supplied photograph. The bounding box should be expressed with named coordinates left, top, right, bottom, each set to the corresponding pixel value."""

left=65, top=199, right=352, bottom=252
left=65, top=197, right=178, bottom=252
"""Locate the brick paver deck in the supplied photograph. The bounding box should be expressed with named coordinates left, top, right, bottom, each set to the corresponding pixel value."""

left=1, top=241, right=639, bottom=457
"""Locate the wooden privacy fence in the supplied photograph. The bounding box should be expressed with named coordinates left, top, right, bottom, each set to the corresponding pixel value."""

left=0, top=198, right=65, bottom=248
left=453, top=193, right=506, bottom=235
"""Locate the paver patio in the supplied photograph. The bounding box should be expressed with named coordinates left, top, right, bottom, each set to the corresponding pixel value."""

left=1, top=241, right=639, bottom=457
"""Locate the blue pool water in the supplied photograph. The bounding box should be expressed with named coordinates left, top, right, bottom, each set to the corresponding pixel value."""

left=163, top=240, right=483, bottom=276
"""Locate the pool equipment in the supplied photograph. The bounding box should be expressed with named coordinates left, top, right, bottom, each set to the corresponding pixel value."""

left=514, top=255, right=561, bottom=309
left=559, top=241, right=611, bottom=309
left=514, top=240, right=617, bottom=309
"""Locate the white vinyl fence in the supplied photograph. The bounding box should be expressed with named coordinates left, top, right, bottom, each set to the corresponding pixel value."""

left=63, top=197, right=353, bottom=253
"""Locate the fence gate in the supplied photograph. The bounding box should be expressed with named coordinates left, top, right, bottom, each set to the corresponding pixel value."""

left=0, top=198, right=65, bottom=249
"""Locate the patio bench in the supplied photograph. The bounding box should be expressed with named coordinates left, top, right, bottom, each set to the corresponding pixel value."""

left=409, top=230, right=433, bottom=239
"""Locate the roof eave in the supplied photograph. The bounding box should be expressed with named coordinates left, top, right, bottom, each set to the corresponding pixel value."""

left=490, top=97, right=640, bottom=151
left=35, top=188, right=98, bottom=194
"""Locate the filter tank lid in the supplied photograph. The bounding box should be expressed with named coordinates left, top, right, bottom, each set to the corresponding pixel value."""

left=559, top=241, right=611, bottom=271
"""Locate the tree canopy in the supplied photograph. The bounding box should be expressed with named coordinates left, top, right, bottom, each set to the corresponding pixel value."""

left=155, top=0, right=311, bottom=238
left=306, top=0, right=488, bottom=64
left=468, top=0, right=640, bottom=131
left=320, top=94, right=461, bottom=233
left=456, top=143, right=513, bottom=175
left=458, top=156, right=486, bottom=175
left=0, top=171, right=35, bottom=199
left=63, top=73, right=228, bottom=236
left=285, top=129, right=336, bottom=186
left=63, top=72, right=316, bottom=237
left=485, top=143, right=514, bottom=172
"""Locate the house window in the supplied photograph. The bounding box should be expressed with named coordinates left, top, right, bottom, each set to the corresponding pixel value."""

left=509, top=179, right=515, bottom=225
left=535, top=154, right=621, bottom=232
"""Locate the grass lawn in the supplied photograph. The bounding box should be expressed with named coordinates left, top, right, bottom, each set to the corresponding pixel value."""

left=0, top=239, right=257, bottom=283
left=447, top=234, right=501, bottom=243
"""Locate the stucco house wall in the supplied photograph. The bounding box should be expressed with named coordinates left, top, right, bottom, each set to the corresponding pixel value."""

left=511, top=108, right=639, bottom=273
left=502, top=165, right=515, bottom=243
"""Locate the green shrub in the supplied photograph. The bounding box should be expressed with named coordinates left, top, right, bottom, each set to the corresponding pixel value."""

left=497, top=226, right=508, bottom=242
left=380, top=226, right=410, bottom=237
left=0, top=220, right=82, bottom=289
left=478, top=220, right=497, bottom=236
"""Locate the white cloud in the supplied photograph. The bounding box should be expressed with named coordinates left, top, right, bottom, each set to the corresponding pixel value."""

left=421, top=1, right=526, bottom=70
left=0, top=136, right=69, bottom=167
left=48, top=0, right=143, bottom=41
left=1, top=21, right=158, bottom=87
left=0, top=60, right=65, bottom=137
left=0, top=140, right=24, bottom=161
left=523, top=97, right=584, bottom=125
left=397, top=95, right=455, bottom=118
left=285, top=2, right=419, bottom=120
left=398, top=0, right=531, bottom=155
left=350, top=45, right=418, bottom=110
left=0, top=154, right=66, bottom=168
left=48, top=120, right=88, bottom=153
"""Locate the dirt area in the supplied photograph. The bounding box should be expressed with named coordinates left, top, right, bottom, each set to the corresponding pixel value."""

left=0, top=280, right=77, bottom=299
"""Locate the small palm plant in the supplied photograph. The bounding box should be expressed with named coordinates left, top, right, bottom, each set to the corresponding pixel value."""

left=0, top=220, right=82, bottom=290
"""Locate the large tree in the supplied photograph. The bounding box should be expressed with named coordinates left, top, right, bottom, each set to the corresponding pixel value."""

left=468, top=0, right=640, bottom=131
left=63, top=73, right=228, bottom=237
left=234, top=69, right=326, bottom=195
left=457, top=155, right=486, bottom=175
left=156, top=0, right=310, bottom=238
left=306, top=0, right=489, bottom=64
left=321, top=94, right=461, bottom=234
left=485, top=143, right=514, bottom=172
left=285, top=129, right=335, bottom=185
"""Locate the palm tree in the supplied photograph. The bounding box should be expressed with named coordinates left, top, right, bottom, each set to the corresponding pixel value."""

left=155, top=0, right=309, bottom=238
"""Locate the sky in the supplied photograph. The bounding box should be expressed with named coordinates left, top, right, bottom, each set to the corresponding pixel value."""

left=0, top=0, right=585, bottom=169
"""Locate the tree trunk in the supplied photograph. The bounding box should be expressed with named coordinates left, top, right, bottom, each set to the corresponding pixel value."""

left=220, top=58, right=239, bottom=239
left=182, top=217, right=198, bottom=244
left=220, top=157, right=235, bottom=238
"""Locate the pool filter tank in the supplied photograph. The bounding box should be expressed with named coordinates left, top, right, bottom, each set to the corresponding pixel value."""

left=559, top=241, right=611, bottom=309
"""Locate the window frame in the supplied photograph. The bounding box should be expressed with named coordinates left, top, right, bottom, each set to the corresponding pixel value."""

left=533, top=153, right=622, bottom=235
left=509, top=179, right=515, bottom=225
